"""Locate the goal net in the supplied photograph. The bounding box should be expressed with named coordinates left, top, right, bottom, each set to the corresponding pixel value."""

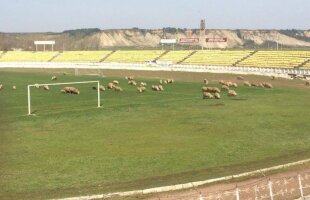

left=27, top=81, right=101, bottom=115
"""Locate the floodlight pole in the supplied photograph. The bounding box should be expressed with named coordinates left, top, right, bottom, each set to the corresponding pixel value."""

left=27, top=85, right=31, bottom=115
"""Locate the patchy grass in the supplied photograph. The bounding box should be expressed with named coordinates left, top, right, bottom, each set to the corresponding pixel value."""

left=0, top=70, right=310, bottom=200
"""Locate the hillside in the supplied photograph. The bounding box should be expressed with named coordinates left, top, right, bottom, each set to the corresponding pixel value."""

left=0, top=28, right=310, bottom=51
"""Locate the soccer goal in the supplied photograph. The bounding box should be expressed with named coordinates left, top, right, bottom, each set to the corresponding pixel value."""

left=27, top=81, right=101, bottom=115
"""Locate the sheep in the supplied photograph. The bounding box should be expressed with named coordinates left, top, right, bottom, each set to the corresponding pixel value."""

left=231, top=83, right=238, bottom=88
left=219, top=80, right=225, bottom=85
left=137, top=86, right=146, bottom=93
left=125, top=76, right=134, bottom=81
left=114, top=86, right=123, bottom=92
left=62, top=86, right=80, bottom=94
left=244, top=81, right=251, bottom=87
left=34, top=83, right=40, bottom=89
left=152, top=85, right=160, bottom=91
left=270, top=76, right=275, bottom=80
left=203, top=92, right=214, bottom=99
left=51, top=76, right=57, bottom=81
left=99, top=85, right=105, bottom=91
left=251, top=83, right=259, bottom=87
left=158, top=85, right=164, bottom=91
left=221, top=85, right=229, bottom=91
left=237, top=76, right=244, bottom=80
left=305, top=81, right=310, bottom=86
left=159, top=80, right=163, bottom=85
left=0, top=84, right=2, bottom=90
left=140, top=82, right=147, bottom=87
left=43, top=85, right=49, bottom=91
left=228, top=90, right=237, bottom=97
left=224, top=81, right=233, bottom=87
left=201, top=86, right=220, bottom=93
left=63, top=72, right=67, bottom=76
left=204, top=79, right=209, bottom=85
left=214, top=92, right=221, bottom=99
left=128, top=80, right=137, bottom=86
left=258, top=83, right=265, bottom=88
left=12, top=85, right=16, bottom=90
left=164, top=80, right=168, bottom=84
left=113, top=80, right=119, bottom=85
left=167, top=79, right=174, bottom=84
left=107, top=83, right=114, bottom=89
left=263, top=82, right=273, bottom=88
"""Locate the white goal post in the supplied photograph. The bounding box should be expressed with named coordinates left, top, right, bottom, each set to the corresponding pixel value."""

left=27, top=81, right=101, bottom=115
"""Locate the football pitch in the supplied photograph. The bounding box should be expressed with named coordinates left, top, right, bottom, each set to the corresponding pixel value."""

left=1, top=69, right=310, bottom=199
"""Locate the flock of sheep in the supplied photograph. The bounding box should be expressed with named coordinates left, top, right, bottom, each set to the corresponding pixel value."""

left=201, top=75, right=275, bottom=100
left=1, top=74, right=310, bottom=101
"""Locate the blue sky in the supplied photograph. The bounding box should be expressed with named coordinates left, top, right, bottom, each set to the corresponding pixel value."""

left=0, top=0, right=309, bottom=32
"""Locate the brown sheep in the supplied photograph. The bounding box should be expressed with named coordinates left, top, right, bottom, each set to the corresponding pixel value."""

left=244, top=81, right=251, bottom=87
left=237, top=76, right=244, bottom=80
left=214, top=92, right=221, bottom=99
left=204, top=79, right=209, bottom=85
left=51, top=76, right=57, bottom=81
left=231, top=83, right=238, bottom=88
left=43, top=85, right=49, bottom=91
left=99, top=85, right=105, bottom=91
left=221, top=85, right=229, bottom=91
left=228, top=90, right=237, bottom=97
left=107, top=83, right=114, bottom=89
left=203, top=92, right=214, bottom=99
left=114, top=86, right=123, bottom=92
left=263, top=82, right=273, bottom=88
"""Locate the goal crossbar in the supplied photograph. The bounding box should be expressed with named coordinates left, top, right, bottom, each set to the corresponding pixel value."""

left=27, top=81, right=101, bottom=115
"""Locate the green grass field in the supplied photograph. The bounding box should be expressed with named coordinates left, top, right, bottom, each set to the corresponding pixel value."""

left=1, top=69, right=310, bottom=200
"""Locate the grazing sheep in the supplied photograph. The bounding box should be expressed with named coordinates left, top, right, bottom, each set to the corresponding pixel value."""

left=12, top=85, right=16, bottom=90
left=0, top=84, right=2, bottom=90
left=167, top=79, right=174, bottom=84
left=224, top=81, right=233, bottom=87
left=107, top=83, right=114, bottom=89
left=244, top=81, right=251, bottom=87
left=203, top=92, right=214, bottom=99
left=159, top=80, right=163, bottom=85
left=258, top=83, right=265, bottom=88
left=51, top=76, right=57, bottom=81
left=128, top=80, right=137, bottom=86
left=231, top=83, right=238, bottom=88
left=158, top=85, right=164, bottom=91
left=152, top=85, right=160, bottom=91
left=125, top=76, right=134, bottom=81
left=34, top=83, right=40, bottom=89
left=237, top=76, right=244, bottom=80
left=114, top=86, right=123, bottom=92
left=137, top=86, right=146, bottom=93
left=270, top=76, right=275, bottom=80
left=140, top=82, right=147, bottom=87
left=221, top=85, right=229, bottom=91
left=251, top=83, right=259, bottom=87
left=63, top=72, right=67, bottom=76
left=99, top=85, right=105, bottom=91
left=219, top=80, right=225, bottom=85
left=202, top=86, right=220, bottom=93
left=228, top=90, right=237, bottom=97
left=113, top=80, right=119, bottom=85
left=43, top=85, right=49, bottom=91
left=204, top=79, right=209, bottom=85
left=214, top=92, right=221, bottom=99
left=305, top=81, right=310, bottom=86
left=62, top=86, right=80, bottom=94
left=263, top=82, right=273, bottom=88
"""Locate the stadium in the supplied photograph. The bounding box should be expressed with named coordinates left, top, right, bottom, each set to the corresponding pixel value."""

left=1, top=1, right=310, bottom=200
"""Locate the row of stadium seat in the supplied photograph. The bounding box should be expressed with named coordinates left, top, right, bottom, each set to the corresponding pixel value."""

left=237, top=51, right=310, bottom=68
left=0, top=50, right=310, bottom=68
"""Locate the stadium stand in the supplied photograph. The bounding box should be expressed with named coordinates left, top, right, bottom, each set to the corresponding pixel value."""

left=54, top=51, right=111, bottom=62
left=158, top=50, right=194, bottom=64
left=103, top=50, right=164, bottom=63
left=182, top=50, right=253, bottom=66
left=237, top=51, right=310, bottom=68
left=0, top=51, right=58, bottom=62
